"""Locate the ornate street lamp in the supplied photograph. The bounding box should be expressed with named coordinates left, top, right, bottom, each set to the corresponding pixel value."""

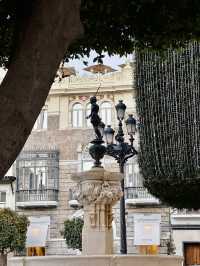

left=104, top=102, right=137, bottom=254
left=87, top=96, right=137, bottom=254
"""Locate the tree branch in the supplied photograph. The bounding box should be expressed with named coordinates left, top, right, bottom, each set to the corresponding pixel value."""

left=0, top=0, right=83, bottom=176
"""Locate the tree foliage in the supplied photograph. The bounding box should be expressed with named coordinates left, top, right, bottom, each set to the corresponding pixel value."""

left=0, top=0, right=33, bottom=67
left=68, top=0, right=200, bottom=60
left=136, top=41, right=200, bottom=209
left=62, top=218, right=83, bottom=251
left=0, top=208, right=29, bottom=255
left=1, top=0, right=200, bottom=206
left=1, top=0, right=200, bottom=67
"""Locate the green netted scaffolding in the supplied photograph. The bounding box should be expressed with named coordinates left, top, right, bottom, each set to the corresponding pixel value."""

left=136, top=41, right=200, bottom=209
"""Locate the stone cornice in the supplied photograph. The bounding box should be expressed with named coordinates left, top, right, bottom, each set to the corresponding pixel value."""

left=50, top=64, right=134, bottom=96
left=49, top=84, right=134, bottom=96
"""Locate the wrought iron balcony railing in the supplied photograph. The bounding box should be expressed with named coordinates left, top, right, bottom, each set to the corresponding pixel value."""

left=124, top=186, right=159, bottom=205
left=172, top=208, right=200, bottom=215
left=16, top=189, right=59, bottom=207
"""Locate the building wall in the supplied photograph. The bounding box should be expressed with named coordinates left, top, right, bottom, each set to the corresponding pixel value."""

left=0, top=183, right=15, bottom=210
left=172, top=230, right=200, bottom=256
left=16, top=63, right=171, bottom=255
left=171, top=212, right=200, bottom=257
left=113, top=205, right=172, bottom=254
left=0, top=166, right=16, bottom=210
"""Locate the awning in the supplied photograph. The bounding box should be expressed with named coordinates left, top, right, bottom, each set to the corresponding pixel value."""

left=26, top=216, right=50, bottom=248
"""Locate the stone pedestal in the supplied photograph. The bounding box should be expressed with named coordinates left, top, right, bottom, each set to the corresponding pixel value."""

left=72, top=167, right=122, bottom=255
left=9, top=255, right=183, bottom=266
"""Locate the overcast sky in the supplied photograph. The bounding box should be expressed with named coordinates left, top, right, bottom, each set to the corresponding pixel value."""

left=68, top=51, right=134, bottom=75
left=0, top=51, right=134, bottom=81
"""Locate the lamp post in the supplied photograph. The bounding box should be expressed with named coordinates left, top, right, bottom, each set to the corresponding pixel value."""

left=87, top=96, right=137, bottom=254
left=104, top=102, right=137, bottom=254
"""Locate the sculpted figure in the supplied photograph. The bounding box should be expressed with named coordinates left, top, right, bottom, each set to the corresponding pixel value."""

left=86, top=96, right=102, bottom=140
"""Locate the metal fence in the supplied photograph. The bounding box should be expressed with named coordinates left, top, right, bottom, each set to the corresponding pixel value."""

left=125, top=186, right=156, bottom=200
left=16, top=189, right=59, bottom=202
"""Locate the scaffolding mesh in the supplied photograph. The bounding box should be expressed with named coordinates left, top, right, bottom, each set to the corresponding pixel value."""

left=136, top=41, right=200, bottom=209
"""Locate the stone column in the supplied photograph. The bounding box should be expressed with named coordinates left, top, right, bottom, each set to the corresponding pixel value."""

left=72, top=167, right=122, bottom=255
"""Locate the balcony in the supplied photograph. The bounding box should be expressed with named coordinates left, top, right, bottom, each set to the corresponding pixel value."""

left=125, top=186, right=159, bottom=206
left=16, top=189, right=59, bottom=208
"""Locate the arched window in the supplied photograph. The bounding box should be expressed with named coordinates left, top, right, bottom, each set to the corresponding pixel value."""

left=100, top=101, right=112, bottom=126
left=72, top=103, right=83, bottom=128
left=33, top=108, right=48, bottom=130
left=86, top=103, right=92, bottom=128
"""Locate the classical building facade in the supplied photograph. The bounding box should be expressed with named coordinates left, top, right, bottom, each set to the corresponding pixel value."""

left=14, top=63, right=172, bottom=255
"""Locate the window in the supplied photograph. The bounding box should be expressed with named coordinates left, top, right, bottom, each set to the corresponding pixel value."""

left=20, top=165, right=47, bottom=190
left=72, top=103, right=83, bottom=128
left=86, top=103, right=92, bottom=128
left=19, top=164, right=48, bottom=190
left=33, top=109, right=48, bottom=130
left=16, top=151, right=59, bottom=191
left=125, top=159, right=143, bottom=187
left=0, top=192, right=6, bottom=202
left=36, top=167, right=47, bottom=189
left=100, top=102, right=112, bottom=126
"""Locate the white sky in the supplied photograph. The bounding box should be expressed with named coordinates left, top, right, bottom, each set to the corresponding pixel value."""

left=0, top=51, right=134, bottom=81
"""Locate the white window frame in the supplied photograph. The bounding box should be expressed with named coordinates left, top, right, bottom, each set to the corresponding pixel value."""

left=125, top=158, right=143, bottom=187
left=33, top=108, right=48, bottom=130
left=72, top=103, right=83, bottom=128
left=86, top=103, right=92, bottom=128
left=100, top=101, right=112, bottom=126
left=0, top=191, right=6, bottom=203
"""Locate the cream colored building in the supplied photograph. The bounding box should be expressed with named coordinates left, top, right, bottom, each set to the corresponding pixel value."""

left=0, top=70, right=16, bottom=211
left=0, top=177, right=15, bottom=210
left=14, top=63, right=171, bottom=255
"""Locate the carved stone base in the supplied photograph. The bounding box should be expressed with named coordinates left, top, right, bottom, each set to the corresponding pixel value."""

left=72, top=168, right=122, bottom=255
left=82, top=204, right=114, bottom=255
left=82, top=224, right=113, bottom=255
left=9, top=255, right=183, bottom=266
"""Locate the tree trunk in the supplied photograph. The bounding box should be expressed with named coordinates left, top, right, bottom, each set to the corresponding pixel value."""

left=0, top=0, right=83, bottom=176
left=0, top=254, right=7, bottom=266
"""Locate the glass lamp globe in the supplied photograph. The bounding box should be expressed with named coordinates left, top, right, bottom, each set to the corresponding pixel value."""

left=104, top=125, right=115, bottom=145
left=125, top=114, right=136, bottom=135
left=115, top=100, right=126, bottom=120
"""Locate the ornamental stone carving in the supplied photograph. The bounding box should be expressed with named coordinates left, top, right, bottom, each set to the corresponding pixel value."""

left=96, top=181, right=122, bottom=204
left=74, top=181, right=122, bottom=205
left=71, top=167, right=123, bottom=255
left=72, top=168, right=122, bottom=206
